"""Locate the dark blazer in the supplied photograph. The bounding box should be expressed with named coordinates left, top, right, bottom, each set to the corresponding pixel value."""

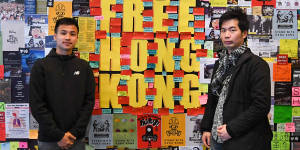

left=200, top=49, right=273, bottom=150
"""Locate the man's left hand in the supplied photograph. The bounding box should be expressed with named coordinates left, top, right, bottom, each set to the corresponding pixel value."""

left=217, top=124, right=232, bottom=141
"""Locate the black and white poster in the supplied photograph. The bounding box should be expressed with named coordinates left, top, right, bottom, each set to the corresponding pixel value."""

left=272, top=9, right=297, bottom=39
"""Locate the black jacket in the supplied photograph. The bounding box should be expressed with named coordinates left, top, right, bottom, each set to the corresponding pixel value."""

left=29, top=48, right=95, bottom=142
left=201, top=49, right=273, bottom=150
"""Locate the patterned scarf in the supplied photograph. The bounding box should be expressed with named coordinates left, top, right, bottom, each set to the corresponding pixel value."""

left=211, top=44, right=248, bottom=143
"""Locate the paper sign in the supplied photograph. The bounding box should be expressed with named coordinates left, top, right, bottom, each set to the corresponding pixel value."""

left=277, top=54, right=288, bottom=65
left=273, top=63, right=291, bottom=82
left=292, top=97, right=300, bottom=106
left=285, top=122, right=295, bottom=132
left=292, top=87, right=300, bottom=96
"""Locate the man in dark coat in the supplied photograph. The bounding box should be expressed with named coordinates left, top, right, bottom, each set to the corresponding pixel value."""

left=200, top=7, right=272, bottom=150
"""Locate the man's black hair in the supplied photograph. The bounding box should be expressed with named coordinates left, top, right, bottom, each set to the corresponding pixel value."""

left=219, top=7, right=249, bottom=32
left=54, top=17, right=79, bottom=33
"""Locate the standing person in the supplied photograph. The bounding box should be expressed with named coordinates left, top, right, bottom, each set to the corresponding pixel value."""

left=200, top=7, right=272, bottom=150
left=29, top=17, right=95, bottom=150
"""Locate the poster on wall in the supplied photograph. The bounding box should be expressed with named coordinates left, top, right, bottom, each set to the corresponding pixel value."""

left=161, top=114, right=185, bottom=147
left=0, top=79, right=11, bottom=103
left=199, top=58, right=218, bottom=83
left=48, top=1, right=72, bottom=35
left=113, top=114, right=137, bottom=149
left=88, top=114, right=113, bottom=149
left=137, top=114, right=161, bottom=149
left=0, top=105, right=5, bottom=141
left=272, top=9, right=297, bottom=39
left=0, top=0, right=24, bottom=20
left=5, top=103, right=29, bottom=139
left=185, top=115, right=203, bottom=146
left=24, top=14, right=48, bottom=49
left=3, top=51, right=22, bottom=78
left=1, top=21, right=25, bottom=52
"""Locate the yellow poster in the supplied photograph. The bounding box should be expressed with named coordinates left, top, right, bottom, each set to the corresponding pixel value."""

left=161, top=114, right=186, bottom=147
left=279, top=39, right=298, bottom=58
left=76, top=17, right=96, bottom=52
left=48, top=1, right=73, bottom=35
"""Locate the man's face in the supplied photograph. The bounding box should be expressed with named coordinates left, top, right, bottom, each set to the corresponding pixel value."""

left=220, top=19, right=247, bottom=51
left=54, top=25, right=78, bottom=53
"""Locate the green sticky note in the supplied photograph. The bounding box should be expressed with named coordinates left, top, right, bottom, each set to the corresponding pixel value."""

left=292, top=107, right=300, bottom=116
left=0, top=102, right=4, bottom=112
left=207, top=49, right=214, bottom=58
left=85, top=144, right=95, bottom=150
left=10, top=142, right=18, bottom=150
left=276, top=123, right=285, bottom=132
left=274, top=105, right=292, bottom=123
left=199, top=83, right=208, bottom=93
left=117, top=91, right=127, bottom=96
left=271, top=141, right=280, bottom=150
left=279, top=141, right=290, bottom=150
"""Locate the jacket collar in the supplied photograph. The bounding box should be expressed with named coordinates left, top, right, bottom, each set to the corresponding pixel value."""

left=47, top=48, right=76, bottom=61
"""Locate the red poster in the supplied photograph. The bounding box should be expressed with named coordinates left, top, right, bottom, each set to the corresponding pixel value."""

left=0, top=112, right=5, bottom=141
left=137, top=114, right=161, bottom=149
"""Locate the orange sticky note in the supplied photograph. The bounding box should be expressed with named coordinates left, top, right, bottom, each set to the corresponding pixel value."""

left=90, top=7, right=101, bottom=16
left=173, top=70, right=184, bottom=77
left=194, top=20, right=205, bottom=28
left=117, top=85, right=128, bottom=91
left=121, top=70, right=132, bottom=76
left=158, top=108, right=169, bottom=115
left=89, top=0, right=100, bottom=7
left=118, top=96, right=129, bottom=104
left=180, top=32, right=191, bottom=40
left=95, top=30, right=106, bottom=39
left=89, top=53, right=100, bottom=61
left=0, top=65, right=3, bottom=79
left=273, top=63, right=291, bottom=82
left=120, top=47, right=131, bottom=54
left=111, top=4, right=123, bottom=12
left=173, top=48, right=184, bottom=56
left=196, top=49, right=207, bottom=57
left=92, top=109, right=102, bottom=115
left=110, top=18, right=122, bottom=26
left=166, top=6, right=177, bottom=13
left=146, top=88, right=157, bottom=95
left=120, top=58, right=130, bottom=65
left=147, top=42, right=158, bottom=50
left=147, top=56, right=158, bottom=64
left=143, top=9, right=153, bottom=16
left=156, top=31, right=167, bottom=39
left=110, top=26, right=121, bottom=33
left=168, top=31, right=179, bottom=38
left=174, top=105, right=184, bottom=113
left=162, top=19, right=174, bottom=26
left=193, top=7, right=204, bottom=15
left=173, top=88, right=183, bottom=96
left=144, top=70, right=155, bottom=78
left=123, top=106, right=133, bottom=113
left=194, top=32, right=205, bottom=40
left=143, top=21, right=153, bottom=28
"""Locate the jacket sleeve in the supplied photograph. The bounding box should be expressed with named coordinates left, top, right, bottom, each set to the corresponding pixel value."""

left=29, top=60, right=65, bottom=141
left=226, top=59, right=271, bottom=138
left=200, top=61, right=219, bottom=133
left=69, top=63, right=95, bottom=138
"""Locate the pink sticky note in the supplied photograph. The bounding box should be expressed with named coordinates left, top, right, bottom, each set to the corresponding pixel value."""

left=292, top=87, right=300, bottom=96
left=148, top=82, right=154, bottom=88
left=199, top=94, right=208, bottom=105
left=94, top=16, right=104, bottom=20
left=19, top=142, right=28, bottom=148
left=292, top=97, right=300, bottom=106
left=147, top=101, right=153, bottom=106
left=285, top=122, right=295, bottom=132
left=120, top=54, right=131, bottom=59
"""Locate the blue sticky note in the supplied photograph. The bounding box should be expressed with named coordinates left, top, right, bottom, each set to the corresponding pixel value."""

left=170, top=1, right=179, bottom=6
left=116, top=0, right=123, bottom=4
left=89, top=61, right=99, bottom=68
left=168, top=26, right=177, bottom=31
left=195, top=40, right=205, bottom=45
left=145, top=77, right=154, bottom=83
left=148, top=50, right=157, bottom=55
left=144, top=27, right=153, bottom=32
left=146, top=95, right=155, bottom=100
left=162, top=71, right=167, bottom=76
left=96, top=20, right=101, bottom=30
left=106, top=33, right=110, bottom=37
left=169, top=109, right=174, bottom=114
left=168, top=14, right=178, bottom=19
left=143, top=16, right=153, bottom=22
left=147, top=63, right=156, bottom=69
left=116, top=13, right=123, bottom=18
left=102, top=109, right=112, bottom=114
left=189, top=8, right=193, bottom=14
left=174, top=77, right=183, bottom=82
left=95, top=41, right=100, bottom=54
left=114, top=108, right=123, bottom=113
left=174, top=21, right=178, bottom=26
left=195, top=15, right=205, bottom=20
left=173, top=56, right=182, bottom=61
left=173, top=96, right=182, bottom=101
left=169, top=38, right=179, bottom=43
left=121, top=65, right=130, bottom=70
left=153, top=109, right=158, bottom=114
left=196, top=57, right=201, bottom=61
left=195, top=28, right=204, bottom=32
left=175, top=61, right=181, bottom=70
left=111, top=33, right=121, bottom=37
left=188, top=22, right=194, bottom=27
left=119, top=80, right=127, bottom=85
left=1, top=142, right=10, bottom=150
left=143, top=2, right=153, bottom=7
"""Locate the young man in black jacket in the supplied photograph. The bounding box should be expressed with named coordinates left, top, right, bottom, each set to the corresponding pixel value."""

left=30, top=17, right=95, bottom=150
left=200, top=7, right=272, bottom=150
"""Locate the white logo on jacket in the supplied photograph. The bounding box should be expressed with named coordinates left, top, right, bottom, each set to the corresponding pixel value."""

left=74, top=71, right=80, bottom=75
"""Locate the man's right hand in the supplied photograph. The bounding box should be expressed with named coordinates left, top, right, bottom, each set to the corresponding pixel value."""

left=202, top=131, right=211, bottom=148
left=57, top=132, right=76, bottom=149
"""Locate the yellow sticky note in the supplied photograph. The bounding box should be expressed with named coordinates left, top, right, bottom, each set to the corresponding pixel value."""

left=263, top=57, right=276, bottom=62
left=293, top=107, right=300, bottom=116
left=10, top=141, right=18, bottom=150
left=279, top=39, right=298, bottom=58
left=80, top=52, right=89, bottom=61
left=199, top=83, right=208, bottom=93
left=210, top=0, right=227, bottom=7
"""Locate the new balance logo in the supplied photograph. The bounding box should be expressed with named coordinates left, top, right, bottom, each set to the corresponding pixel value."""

left=74, top=71, right=80, bottom=75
